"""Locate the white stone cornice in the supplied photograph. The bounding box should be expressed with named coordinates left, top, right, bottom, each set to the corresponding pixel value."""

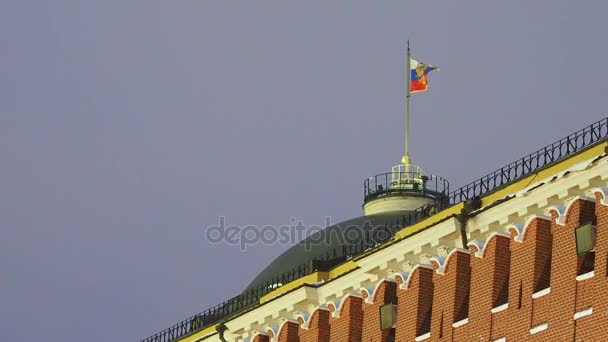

left=469, top=155, right=608, bottom=234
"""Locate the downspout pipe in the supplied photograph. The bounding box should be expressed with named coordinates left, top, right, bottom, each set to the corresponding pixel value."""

left=457, top=197, right=481, bottom=249
left=216, top=321, right=228, bottom=342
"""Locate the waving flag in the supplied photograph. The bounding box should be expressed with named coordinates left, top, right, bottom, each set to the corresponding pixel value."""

left=410, top=58, right=438, bottom=93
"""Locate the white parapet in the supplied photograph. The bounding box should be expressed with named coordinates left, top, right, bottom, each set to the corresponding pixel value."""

left=364, top=194, right=435, bottom=216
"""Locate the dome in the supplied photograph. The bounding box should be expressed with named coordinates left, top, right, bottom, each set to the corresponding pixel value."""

left=245, top=164, right=449, bottom=291
left=244, top=212, right=408, bottom=290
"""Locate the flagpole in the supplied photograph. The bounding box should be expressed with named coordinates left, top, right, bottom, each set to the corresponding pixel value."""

left=403, top=40, right=411, bottom=166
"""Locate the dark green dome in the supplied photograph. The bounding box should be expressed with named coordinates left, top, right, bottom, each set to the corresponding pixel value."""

left=245, top=213, right=408, bottom=290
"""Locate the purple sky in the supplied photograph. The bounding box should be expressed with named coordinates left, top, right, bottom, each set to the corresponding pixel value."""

left=1, top=1, right=607, bottom=341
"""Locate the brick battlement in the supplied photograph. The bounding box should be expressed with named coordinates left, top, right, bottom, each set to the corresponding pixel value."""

left=237, top=192, right=608, bottom=341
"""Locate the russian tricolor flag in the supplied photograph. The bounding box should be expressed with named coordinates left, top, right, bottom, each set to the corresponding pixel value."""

left=410, top=58, right=438, bottom=93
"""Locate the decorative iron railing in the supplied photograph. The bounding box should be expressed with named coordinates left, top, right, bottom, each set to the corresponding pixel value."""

left=141, top=116, right=608, bottom=342
left=141, top=263, right=313, bottom=342
left=447, top=117, right=608, bottom=204
left=364, top=172, right=449, bottom=203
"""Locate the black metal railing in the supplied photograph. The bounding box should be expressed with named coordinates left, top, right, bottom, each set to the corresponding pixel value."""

left=140, top=251, right=369, bottom=342
left=141, top=218, right=411, bottom=342
left=364, top=172, right=449, bottom=203
left=142, top=263, right=311, bottom=342
left=447, top=117, right=608, bottom=204
left=141, top=116, right=608, bottom=342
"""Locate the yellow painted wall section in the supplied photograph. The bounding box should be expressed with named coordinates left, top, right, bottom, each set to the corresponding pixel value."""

left=259, top=271, right=328, bottom=304
left=258, top=261, right=360, bottom=304
left=480, top=141, right=607, bottom=207
left=394, top=141, right=607, bottom=241
left=328, top=260, right=358, bottom=279
left=394, top=202, right=464, bottom=240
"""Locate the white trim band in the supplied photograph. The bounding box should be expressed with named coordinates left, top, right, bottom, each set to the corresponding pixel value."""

left=532, top=287, right=551, bottom=299
left=574, top=307, right=593, bottom=320
left=414, top=332, right=431, bottom=341
left=530, top=323, right=548, bottom=335
left=576, top=271, right=595, bottom=281
left=491, top=303, right=509, bottom=313
left=452, top=318, right=469, bottom=328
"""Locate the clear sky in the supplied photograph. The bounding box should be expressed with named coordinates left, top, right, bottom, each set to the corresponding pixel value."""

left=1, top=1, right=607, bottom=341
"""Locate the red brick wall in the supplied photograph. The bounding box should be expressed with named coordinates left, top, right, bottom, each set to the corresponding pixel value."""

left=252, top=333, right=269, bottom=342
left=395, top=266, right=434, bottom=340
left=361, top=280, right=397, bottom=341
left=265, top=194, right=608, bottom=341
left=575, top=192, right=608, bottom=341
left=464, top=233, right=511, bottom=341
left=299, top=308, right=330, bottom=342
left=328, top=295, right=363, bottom=341
left=277, top=321, right=299, bottom=342
left=429, top=250, right=470, bottom=341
